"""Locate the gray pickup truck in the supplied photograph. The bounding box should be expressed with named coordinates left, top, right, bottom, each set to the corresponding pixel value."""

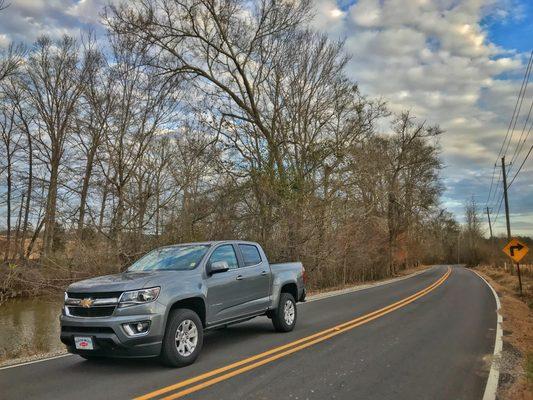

left=60, top=240, right=306, bottom=366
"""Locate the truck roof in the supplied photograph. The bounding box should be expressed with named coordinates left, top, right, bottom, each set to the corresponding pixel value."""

left=162, top=240, right=259, bottom=247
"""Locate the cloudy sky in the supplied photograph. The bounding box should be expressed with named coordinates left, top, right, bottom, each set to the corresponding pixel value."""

left=0, top=0, right=532, bottom=236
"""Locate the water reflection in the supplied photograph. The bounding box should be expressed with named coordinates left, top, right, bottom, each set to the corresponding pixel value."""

left=0, top=296, right=64, bottom=360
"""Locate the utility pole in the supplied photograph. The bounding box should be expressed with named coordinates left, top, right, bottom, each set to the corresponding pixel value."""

left=486, top=206, right=494, bottom=267
left=457, top=231, right=460, bottom=265
left=486, top=207, right=493, bottom=239
left=501, top=156, right=511, bottom=240
left=501, top=156, right=523, bottom=294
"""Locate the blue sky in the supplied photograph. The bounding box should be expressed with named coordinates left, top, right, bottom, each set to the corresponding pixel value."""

left=483, top=0, right=532, bottom=53
left=0, top=0, right=532, bottom=236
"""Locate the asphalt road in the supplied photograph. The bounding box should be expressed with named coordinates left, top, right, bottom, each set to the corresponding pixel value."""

left=0, top=265, right=497, bottom=400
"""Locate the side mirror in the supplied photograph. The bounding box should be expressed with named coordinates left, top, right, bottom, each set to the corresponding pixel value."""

left=208, top=261, right=230, bottom=275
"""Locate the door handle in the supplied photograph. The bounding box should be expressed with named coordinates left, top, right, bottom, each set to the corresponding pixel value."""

left=236, top=275, right=244, bottom=280
left=261, top=270, right=268, bottom=276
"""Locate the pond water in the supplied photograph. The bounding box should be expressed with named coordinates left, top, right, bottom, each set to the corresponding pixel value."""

left=0, top=295, right=64, bottom=361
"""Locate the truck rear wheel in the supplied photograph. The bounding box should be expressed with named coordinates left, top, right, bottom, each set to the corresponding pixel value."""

left=160, top=308, right=203, bottom=367
left=272, top=292, right=297, bottom=332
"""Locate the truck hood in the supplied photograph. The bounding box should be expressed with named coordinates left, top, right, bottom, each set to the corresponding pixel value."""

left=67, top=271, right=168, bottom=293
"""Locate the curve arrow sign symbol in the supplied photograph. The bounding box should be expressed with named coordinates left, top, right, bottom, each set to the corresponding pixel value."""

left=509, top=243, right=524, bottom=256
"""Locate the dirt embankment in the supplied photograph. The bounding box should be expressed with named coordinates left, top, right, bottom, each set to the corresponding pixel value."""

left=476, top=266, right=533, bottom=400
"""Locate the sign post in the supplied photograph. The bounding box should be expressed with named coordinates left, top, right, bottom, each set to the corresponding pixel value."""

left=502, top=238, right=529, bottom=296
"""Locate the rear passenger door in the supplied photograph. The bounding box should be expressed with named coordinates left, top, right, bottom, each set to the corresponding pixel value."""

left=236, top=244, right=271, bottom=314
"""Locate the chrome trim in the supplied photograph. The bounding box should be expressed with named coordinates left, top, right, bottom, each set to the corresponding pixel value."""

left=65, top=297, right=119, bottom=307
left=236, top=261, right=264, bottom=270
left=122, top=321, right=151, bottom=337
left=64, top=293, right=119, bottom=318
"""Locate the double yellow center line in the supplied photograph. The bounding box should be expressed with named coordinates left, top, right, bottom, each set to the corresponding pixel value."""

left=136, top=267, right=452, bottom=400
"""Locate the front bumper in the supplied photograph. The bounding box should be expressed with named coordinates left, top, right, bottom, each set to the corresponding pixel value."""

left=60, top=302, right=166, bottom=358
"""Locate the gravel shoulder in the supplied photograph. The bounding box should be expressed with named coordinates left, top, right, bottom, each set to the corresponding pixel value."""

left=475, top=266, right=533, bottom=400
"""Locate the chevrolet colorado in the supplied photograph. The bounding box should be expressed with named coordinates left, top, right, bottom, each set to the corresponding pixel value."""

left=60, top=240, right=306, bottom=366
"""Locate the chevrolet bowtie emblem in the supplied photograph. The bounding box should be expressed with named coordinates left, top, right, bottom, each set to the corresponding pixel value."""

left=80, top=298, right=94, bottom=308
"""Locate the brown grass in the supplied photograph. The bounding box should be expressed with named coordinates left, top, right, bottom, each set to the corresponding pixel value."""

left=476, top=265, right=533, bottom=400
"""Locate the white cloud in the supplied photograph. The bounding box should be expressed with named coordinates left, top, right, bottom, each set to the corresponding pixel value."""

left=0, top=34, right=9, bottom=49
left=312, top=0, right=532, bottom=234
left=66, top=0, right=111, bottom=25
left=350, top=0, right=382, bottom=28
left=313, top=0, right=347, bottom=33
left=0, top=0, right=110, bottom=46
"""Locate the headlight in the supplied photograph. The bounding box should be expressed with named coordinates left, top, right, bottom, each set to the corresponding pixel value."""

left=118, top=287, right=160, bottom=307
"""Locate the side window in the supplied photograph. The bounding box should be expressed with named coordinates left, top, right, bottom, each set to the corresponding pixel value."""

left=209, top=245, right=239, bottom=270
left=239, top=244, right=262, bottom=266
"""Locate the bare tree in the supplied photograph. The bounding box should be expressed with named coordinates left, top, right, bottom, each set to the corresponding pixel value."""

left=0, top=84, right=20, bottom=260
left=22, top=36, right=87, bottom=255
left=98, top=34, right=180, bottom=254
left=9, top=82, right=36, bottom=259
left=74, top=40, right=116, bottom=237
left=0, top=43, right=24, bottom=83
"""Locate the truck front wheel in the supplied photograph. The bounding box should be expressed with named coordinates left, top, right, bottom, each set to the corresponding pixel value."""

left=160, top=309, right=203, bottom=367
left=272, top=292, right=297, bottom=332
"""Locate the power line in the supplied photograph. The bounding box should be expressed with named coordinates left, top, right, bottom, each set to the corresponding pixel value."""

left=489, top=168, right=502, bottom=206
left=508, top=98, right=533, bottom=174
left=486, top=50, right=533, bottom=206
left=492, top=191, right=504, bottom=226
left=492, top=124, right=532, bottom=227
left=485, top=164, right=498, bottom=206
left=503, top=56, right=532, bottom=157
left=500, top=50, right=533, bottom=158
left=507, top=143, right=533, bottom=189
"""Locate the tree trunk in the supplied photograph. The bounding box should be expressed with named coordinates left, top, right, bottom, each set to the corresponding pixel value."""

left=26, top=218, right=45, bottom=259
left=77, top=141, right=98, bottom=238
left=20, top=129, right=33, bottom=260
left=42, top=155, right=60, bottom=256
left=3, top=155, right=12, bottom=261
left=13, top=192, right=25, bottom=260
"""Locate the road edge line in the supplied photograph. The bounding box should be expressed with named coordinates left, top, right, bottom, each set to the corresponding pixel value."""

left=0, top=353, right=72, bottom=371
left=471, top=269, right=502, bottom=400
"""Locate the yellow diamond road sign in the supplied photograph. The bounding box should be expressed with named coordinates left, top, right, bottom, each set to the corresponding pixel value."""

left=503, top=238, right=529, bottom=263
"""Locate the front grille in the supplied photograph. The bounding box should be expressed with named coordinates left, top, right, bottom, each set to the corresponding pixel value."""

left=67, top=306, right=116, bottom=317
left=61, top=325, right=115, bottom=334
left=67, top=291, right=123, bottom=299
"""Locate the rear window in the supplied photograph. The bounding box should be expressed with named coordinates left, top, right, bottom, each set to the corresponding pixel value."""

left=239, top=244, right=262, bottom=266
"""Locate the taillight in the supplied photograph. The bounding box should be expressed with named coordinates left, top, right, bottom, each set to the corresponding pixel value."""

left=302, top=266, right=307, bottom=284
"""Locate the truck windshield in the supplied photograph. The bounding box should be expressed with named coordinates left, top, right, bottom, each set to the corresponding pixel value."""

left=127, top=245, right=209, bottom=272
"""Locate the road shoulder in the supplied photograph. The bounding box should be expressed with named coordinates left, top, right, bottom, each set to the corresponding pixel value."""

left=306, top=264, right=431, bottom=302
left=475, top=266, right=533, bottom=400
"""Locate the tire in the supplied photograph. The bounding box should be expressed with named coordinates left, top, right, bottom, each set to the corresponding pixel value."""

left=272, top=292, right=297, bottom=332
left=160, top=308, right=204, bottom=367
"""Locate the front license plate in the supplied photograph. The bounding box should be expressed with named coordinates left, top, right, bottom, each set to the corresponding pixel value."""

left=74, top=336, right=94, bottom=350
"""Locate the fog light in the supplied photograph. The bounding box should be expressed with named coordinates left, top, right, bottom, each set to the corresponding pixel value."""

left=123, top=321, right=151, bottom=336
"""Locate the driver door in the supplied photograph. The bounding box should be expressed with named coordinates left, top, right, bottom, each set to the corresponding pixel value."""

left=205, top=244, right=244, bottom=324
